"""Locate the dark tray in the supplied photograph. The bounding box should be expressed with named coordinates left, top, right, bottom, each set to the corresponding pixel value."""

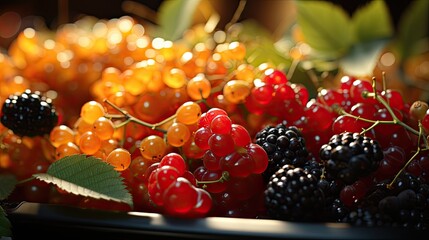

left=6, top=201, right=426, bottom=240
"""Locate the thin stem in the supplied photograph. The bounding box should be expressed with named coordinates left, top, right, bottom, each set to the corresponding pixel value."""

left=387, top=147, right=420, bottom=189
left=382, top=72, right=387, bottom=92
left=209, top=70, right=236, bottom=94
left=206, top=74, right=229, bottom=81
left=371, top=77, right=378, bottom=102
left=196, top=171, right=230, bottom=187
left=287, top=58, right=300, bottom=80
left=104, top=99, right=168, bottom=134
left=17, top=176, right=36, bottom=185
left=365, top=92, right=420, bottom=136
left=339, top=75, right=427, bottom=191
left=199, top=98, right=210, bottom=110
left=105, top=114, right=126, bottom=119
left=306, top=68, right=320, bottom=88
left=121, top=0, right=158, bottom=24
left=360, top=121, right=380, bottom=135
left=339, top=109, right=393, bottom=125
left=152, top=114, right=176, bottom=129
left=105, top=99, right=129, bottom=115
left=114, top=118, right=132, bottom=129
left=225, top=0, right=247, bottom=31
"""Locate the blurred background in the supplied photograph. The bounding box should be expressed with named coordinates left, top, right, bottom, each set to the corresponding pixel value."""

left=0, top=0, right=420, bottom=49
left=0, top=0, right=427, bottom=107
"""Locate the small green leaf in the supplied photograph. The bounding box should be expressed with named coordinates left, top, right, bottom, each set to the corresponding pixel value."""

left=296, top=0, right=353, bottom=55
left=157, top=0, right=201, bottom=41
left=352, top=0, right=393, bottom=42
left=246, top=43, right=291, bottom=69
left=395, top=0, right=429, bottom=60
left=234, top=19, right=273, bottom=41
left=233, top=20, right=291, bottom=68
left=0, top=206, right=12, bottom=237
left=33, top=155, right=133, bottom=207
left=0, top=174, right=17, bottom=201
left=339, top=38, right=389, bottom=77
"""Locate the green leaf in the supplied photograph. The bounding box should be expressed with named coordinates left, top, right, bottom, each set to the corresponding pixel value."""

left=33, top=155, right=133, bottom=207
left=339, top=38, right=389, bottom=77
left=0, top=174, right=17, bottom=201
left=232, top=20, right=291, bottom=68
left=246, top=43, right=291, bottom=69
left=233, top=19, right=273, bottom=41
left=157, top=0, right=201, bottom=41
left=296, top=0, right=353, bottom=55
left=352, top=0, right=393, bottom=42
left=395, top=0, right=429, bottom=60
left=0, top=206, right=12, bottom=237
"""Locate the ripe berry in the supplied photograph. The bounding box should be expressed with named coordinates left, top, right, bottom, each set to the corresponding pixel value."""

left=409, top=101, right=428, bottom=121
left=1, top=89, right=58, bottom=137
left=265, top=166, right=325, bottom=221
left=255, top=123, right=309, bottom=182
left=343, top=173, right=429, bottom=230
left=319, top=132, right=383, bottom=185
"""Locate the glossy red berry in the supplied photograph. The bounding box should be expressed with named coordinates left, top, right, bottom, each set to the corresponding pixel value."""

left=163, top=177, right=198, bottom=215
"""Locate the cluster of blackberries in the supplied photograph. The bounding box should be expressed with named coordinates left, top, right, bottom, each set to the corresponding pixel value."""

left=260, top=127, right=428, bottom=230
left=340, top=173, right=429, bottom=230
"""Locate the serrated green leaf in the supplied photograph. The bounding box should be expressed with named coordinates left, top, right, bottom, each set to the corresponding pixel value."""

left=352, top=0, right=393, bottom=42
left=0, top=174, right=17, bottom=201
left=340, top=38, right=389, bottom=77
left=0, top=206, right=12, bottom=237
left=33, top=155, right=133, bottom=207
left=296, top=0, right=353, bottom=55
left=395, top=0, right=429, bottom=60
left=157, top=0, right=201, bottom=41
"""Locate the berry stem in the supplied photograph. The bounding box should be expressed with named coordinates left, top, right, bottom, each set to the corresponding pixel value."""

left=306, top=68, right=321, bottom=89
left=360, top=120, right=380, bottom=135
left=371, top=77, right=378, bottom=102
left=338, top=109, right=393, bottom=125
left=365, top=91, right=420, bottom=136
left=104, top=99, right=168, bottom=134
left=104, top=114, right=127, bottom=119
left=287, top=58, right=300, bottom=80
left=17, top=176, right=36, bottom=185
left=153, top=114, right=176, bottom=129
left=225, top=0, right=247, bottom=31
left=196, top=171, right=230, bottom=187
left=387, top=146, right=420, bottom=190
left=387, top=123, right=429, bottom=189
left=209, top=70, right=236, bottom=94
left=336, top=88, right=422, bottom=140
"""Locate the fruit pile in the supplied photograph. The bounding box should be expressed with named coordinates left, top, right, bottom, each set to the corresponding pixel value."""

left=1, top=16, right=428, bottom=231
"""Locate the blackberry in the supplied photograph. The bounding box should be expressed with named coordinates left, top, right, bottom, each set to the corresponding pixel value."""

left=255, top=123, right=309, bottom=182
left=343, top=206, right=393, bottom=228
left=303, top=157, right=323, bottom=179
left=264, top=165, right=325, bottom=221
left=318, top=178, right=345, bottom=220
left=342, top=173, right=429, bottom=230
left=319, top=132, right=383, bottom=184
left=1, top=89, right=58, bottom=137
left=327, top=198, right=349, bottom=222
